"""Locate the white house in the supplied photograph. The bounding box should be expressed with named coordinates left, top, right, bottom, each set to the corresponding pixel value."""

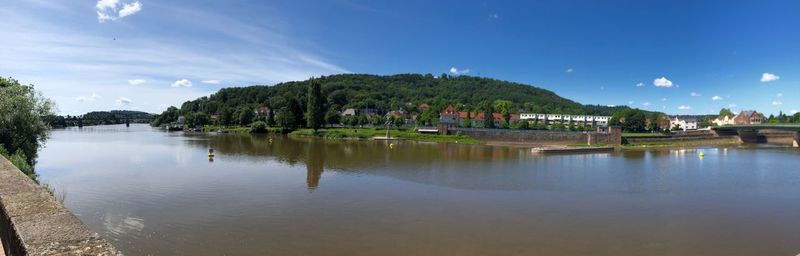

left=669, top=116, right=698, bottom=131
left=519, top=113, right=612, bottom=127
left=712, top=115, right=735, bottom=126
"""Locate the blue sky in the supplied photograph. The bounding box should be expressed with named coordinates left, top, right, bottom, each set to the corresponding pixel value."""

left=1, top=0, right=798, bottom=116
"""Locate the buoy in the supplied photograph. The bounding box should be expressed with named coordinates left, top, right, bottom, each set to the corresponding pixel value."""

left=268, top=138, right=273, bottom=144
left=698, top=152, right=704, bottom=158
left=389, top=143, right=395, bottom=149
left=208, top=148, right=215, bottom=158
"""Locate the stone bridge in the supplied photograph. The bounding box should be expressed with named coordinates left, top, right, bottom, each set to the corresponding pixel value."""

left=0, top=156, right=121, bottom=255
left=713, top=124, right=800, bottom=147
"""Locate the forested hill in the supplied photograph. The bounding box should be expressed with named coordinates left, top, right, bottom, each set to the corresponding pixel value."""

left=173, top=73, right=628, bottom=118
left=46, top=110, right=156, bottom=128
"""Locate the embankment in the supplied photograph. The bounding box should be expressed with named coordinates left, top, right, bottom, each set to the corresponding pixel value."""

left=454, top=128, right=621, bottom=147
left=0, top=156, right=121, bottom=255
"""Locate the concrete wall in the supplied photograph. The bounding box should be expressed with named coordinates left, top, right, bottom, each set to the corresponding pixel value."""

left=0, top=156, right=122, bottom=255
left=454, top=128, right=621, bottom=146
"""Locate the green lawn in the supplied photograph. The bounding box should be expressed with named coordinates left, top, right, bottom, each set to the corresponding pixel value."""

left=290, top=128, right=484, bottom=144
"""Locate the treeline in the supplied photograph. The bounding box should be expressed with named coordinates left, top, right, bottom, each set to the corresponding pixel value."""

left=46, top=110, right=156, bottom=128
left=151, top=73, right=642, bottom=129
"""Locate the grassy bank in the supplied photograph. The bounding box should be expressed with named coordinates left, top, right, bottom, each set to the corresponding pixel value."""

left=290, top=128, right=484, bottom=144
left=201, top=125, right=284, bottom=134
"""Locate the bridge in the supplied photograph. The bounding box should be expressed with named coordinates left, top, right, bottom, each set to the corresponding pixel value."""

left=712, top=124, right=800, bottom=147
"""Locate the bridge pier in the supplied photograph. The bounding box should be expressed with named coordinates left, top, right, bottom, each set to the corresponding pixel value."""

left=794, top=132, right=799, bottom=148
left=737, top=129, right=760, bottom=144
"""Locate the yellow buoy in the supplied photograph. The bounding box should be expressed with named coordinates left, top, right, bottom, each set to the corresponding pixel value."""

left=698, top=152, right=704, bottom=158
left=389, top=143, right=395, bottom=149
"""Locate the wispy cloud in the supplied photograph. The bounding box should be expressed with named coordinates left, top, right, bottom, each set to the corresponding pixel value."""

left=635, top=82, right=644, bottom=87
left=772, top=101, right=783, bottom=105
left=653, top=77, right=673, bottom=88
left=76, top=93, right=101, bottom=102
left=201, top=80, right=221, bottom=84
left=449, top=67, right=470, bottom=75
left=760, top=72, right=780, bottom=82
left=115, top=97, right=133, bottom=106
left=729, top=103, right=737, bottom=108
left=711, top=95, right=723, bottom=101
left=565, top=68, right=574, bottom=73
left=678, top=105, right=692, bottom=110
left=690, top=92, right=702, bottom=97
left=128, top=79, right=146, bottom=85
left=642, top=102, right=651, bottom=107
left=171, top=79, right=193, bottom=87
left=487, top=13, right=500, bottom=21
left=776, top=92, right=783, bottom=97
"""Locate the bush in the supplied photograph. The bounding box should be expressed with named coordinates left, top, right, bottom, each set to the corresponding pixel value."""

left=250, top=121, right=268, bottom=133
left=0, top=145, right=35, bottom=180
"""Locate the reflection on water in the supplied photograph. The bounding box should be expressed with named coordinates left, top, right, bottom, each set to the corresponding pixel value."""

left=35, top=124, right=800, bottom=255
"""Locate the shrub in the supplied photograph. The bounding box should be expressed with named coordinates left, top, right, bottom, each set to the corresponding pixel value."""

left=250, top=121, right=268, bottom=133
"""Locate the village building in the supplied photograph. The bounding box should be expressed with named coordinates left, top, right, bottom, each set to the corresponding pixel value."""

left=519, top=113, right=611, bottom=127
left=341, top=108, right=357, bottom=117
left=734, top=110, right=764, bottom=125
left=439, top=104, right=520, bottom=128
left=669, top=116, right=698, bottom=131
left=253, top=106, right=270, bottom=117
left=713, top=114, right=735, bottom=126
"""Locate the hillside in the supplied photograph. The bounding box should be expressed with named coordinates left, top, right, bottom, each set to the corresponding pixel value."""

left=173, top=73, right=630, bottom=116
left=46, top=110, right=156, bottom=127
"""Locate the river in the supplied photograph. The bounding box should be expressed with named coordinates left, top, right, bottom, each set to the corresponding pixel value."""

left=36, top=124, right=800, bottom=255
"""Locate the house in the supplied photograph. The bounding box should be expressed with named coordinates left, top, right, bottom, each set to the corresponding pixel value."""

left=253, top=106, right=270, bottom=117
left=341, top=108, right=357, bottom=117
left=669, top=116, right=698, bottom=131
left=176, top=115, right=186, bottom=124
left=439, top=104, right=519, bottom=128
left=519, top=113, right=612, bottom=127
left=713, top=114, right=735, bottom=126
left=418, top=103, right=430, bottom=111
left=734, top=110, right=764, bottom=125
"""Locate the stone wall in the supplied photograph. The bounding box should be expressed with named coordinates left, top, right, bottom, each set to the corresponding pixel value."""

left=0, top=156, right=122, bottom=255
left=454, top=128, right=621, bottom=146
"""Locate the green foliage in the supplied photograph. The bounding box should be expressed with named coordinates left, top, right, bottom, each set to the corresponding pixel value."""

left=307, top=79, right=325, bottom=131
left=392, top=115, right=405, bottom=128
left=290, top=128, right=484, bottom=144
left=719, top=108, right=734, bottom=117
left=267, top=108, right=276, bottom=126
left=324, top=108, right=341, bottom=126
left=276, top=108, right=298, bottom=131
left=0, top=146, right=36, bottom=180
left=611, top=108, right=647, bottom=132
left=250, top=121, right=268, bottom=133
left=0, top=77, right=55, bottom=170
left=482, top=102, right=494, bottom=128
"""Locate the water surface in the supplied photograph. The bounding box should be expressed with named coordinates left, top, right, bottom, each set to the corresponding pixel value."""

left=37, top=124, right=800, bottom=255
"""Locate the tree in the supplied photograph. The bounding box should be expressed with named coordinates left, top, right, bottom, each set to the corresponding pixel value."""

left=266, top=107, right=276, bottom=127
left=276, top=108, right=297, bottom=131
left=306, top=79, right=325, bottom=131
left=0, top=77, right=55, bottom=179
left=250, top=121, right=268, bottom=133
left=370, top=114, right=383, bottom=127
left=324, top=108, right=340, bottom=127
left=288, top=97, right=305, bottom=128
left=719, top=108, right=734, bottom=117
left=237, top=106, right=255, bottom=126
left=392, top=116, right=405, bottom=129
left=482, top=102, right=495, bottom=129
left=611, top=109, right=647, bottom=132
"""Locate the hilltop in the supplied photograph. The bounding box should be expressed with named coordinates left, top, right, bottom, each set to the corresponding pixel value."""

left=46, top=110, right=156, bottom=127
left=160, top=74, right=635, bottom=123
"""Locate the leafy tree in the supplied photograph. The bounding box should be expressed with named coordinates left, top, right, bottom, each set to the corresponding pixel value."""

left=288, top=97, right=305, bottom=128
left=237, top=106, right=255, bottom=126
left=276, top=108, right=297, bottom=131
left=324, top=108, right=340, bottom=127
left=266, top=107, right=276, bottom=127
left=392, top=116, right=405, bottom=128
left=719, top=108, right=734, bottom=117
left=250, top=121, right=268, bottom=133
left=611, top=109, right=647, bottom=132
left=482, top=102, right=494, bottom=129
left=306, top=79, right=325, bottom=131
left=370, top=114, right=383, bottom=127
left=0, top=77, right=55, bottom=179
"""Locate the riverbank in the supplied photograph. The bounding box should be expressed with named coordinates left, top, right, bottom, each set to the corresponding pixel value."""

left=620, top=137, right=742, bottom=149
left=289, top=128, right=484, bottom=144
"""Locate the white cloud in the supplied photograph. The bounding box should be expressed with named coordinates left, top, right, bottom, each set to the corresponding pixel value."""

left=75, top=93, right=101, bottom=102
left=661, top=98, right=667, bottom=101
left=772, top=101, right=783, bottom=105
left=791, top=110, right=798, bottom=114
left=115, top=97, right=133, bottom=106
left=96, top=0, right=142, bottom=22
left=628, top=101, right=634, bottom=105
left=201, top=79, right=221, bottom=84
left=690, top=92, right=702, bottom=97
left=488, top=13, right=499, bottom=21
left=678, top=105, right=692, bottom=110
left=128, top=79, right=146, bottom=85
left=449, top=67, right=470, bottom=75
left=118, top=1, right=142, bottom=18
left=171, top=79, right=193, bottom=87
left=729, top=104, right=737, bottom=108
left=642, top=102, right=651, bottom=106
left=711, top=95, right=723, bottom=101
left=653, top=77, right=673, bottom=88
left=760, top=72, right=780, bottom=82
left=606, top=105, right=616, bottom=107
left=565, top=68, right=574, bottom=73
left=776, top=93, right=783, bottom=97
left=635, top=82, right=644, bottom=87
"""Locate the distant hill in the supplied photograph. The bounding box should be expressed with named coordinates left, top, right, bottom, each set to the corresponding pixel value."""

left=174, top=73, right=634, bottom=115
left=46, top=110, right=156, bottom=127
